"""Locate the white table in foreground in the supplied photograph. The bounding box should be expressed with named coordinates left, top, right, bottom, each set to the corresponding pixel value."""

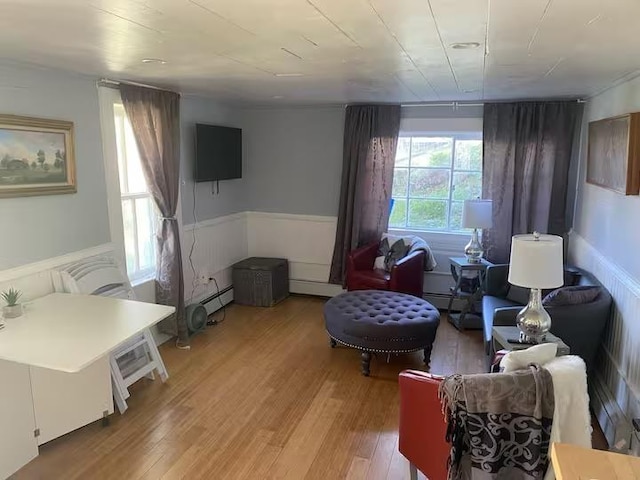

left=0, top=293, right=175, bottom=480
left=0, top=293, right=175, bottom=372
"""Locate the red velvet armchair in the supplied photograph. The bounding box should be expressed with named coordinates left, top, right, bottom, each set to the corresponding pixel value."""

left=398, top=370, right=449, bottom=480
left=345, top=242, right=425, bottom=298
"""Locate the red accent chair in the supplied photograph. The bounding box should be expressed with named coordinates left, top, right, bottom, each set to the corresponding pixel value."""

left=398, top=370, right=449, bottom=480
left=345, top=242, right=425, bottom=298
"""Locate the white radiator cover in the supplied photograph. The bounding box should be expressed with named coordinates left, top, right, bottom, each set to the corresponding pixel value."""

left=569, top=232, right=640, bottom=452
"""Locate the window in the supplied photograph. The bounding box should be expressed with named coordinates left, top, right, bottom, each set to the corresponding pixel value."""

left=389, top=134, right=482, bottom=232
left=113, top=104, right=157, bottom=282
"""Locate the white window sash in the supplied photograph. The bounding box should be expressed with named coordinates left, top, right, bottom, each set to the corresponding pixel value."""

left=391, top=133, right=483, bottom=233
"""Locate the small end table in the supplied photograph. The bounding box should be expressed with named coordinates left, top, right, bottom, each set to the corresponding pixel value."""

left=492, top=326, right=570, bottom=357
left=447, top=257, right=492, bottom=330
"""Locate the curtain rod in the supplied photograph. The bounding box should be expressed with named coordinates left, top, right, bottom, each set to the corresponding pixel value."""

left=97, top=78, right=177, bottom=94
left=401, top=99, right=585, bottom=108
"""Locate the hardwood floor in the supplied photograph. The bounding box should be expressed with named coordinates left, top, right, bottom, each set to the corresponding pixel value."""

left=13, top=295, right=485, bottom=480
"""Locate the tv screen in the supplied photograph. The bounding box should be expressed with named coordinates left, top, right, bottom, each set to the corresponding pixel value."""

left=195, top=124, right=242, bottom=182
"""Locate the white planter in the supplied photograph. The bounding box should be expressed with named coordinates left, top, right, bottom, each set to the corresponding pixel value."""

left=3, top=304, right=23, bottom=319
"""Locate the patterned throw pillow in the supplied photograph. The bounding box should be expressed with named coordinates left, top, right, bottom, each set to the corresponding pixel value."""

left=542, top=285, right=601, bottom=307
left=374, top=236, right=411, bottom=272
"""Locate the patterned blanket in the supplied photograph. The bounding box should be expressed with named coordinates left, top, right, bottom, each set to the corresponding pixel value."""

left=439, top=365, right=555, bottom=480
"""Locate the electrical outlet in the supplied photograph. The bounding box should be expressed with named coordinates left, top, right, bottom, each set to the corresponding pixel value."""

left=198, top=274, right=210, bottom=285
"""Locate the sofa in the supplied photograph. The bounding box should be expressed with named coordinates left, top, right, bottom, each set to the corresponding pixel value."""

left=482, top=265, right=612, bottom=373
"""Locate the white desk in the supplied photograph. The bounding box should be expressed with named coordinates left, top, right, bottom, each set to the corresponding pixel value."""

left=0, top=293, right=175, bottom=479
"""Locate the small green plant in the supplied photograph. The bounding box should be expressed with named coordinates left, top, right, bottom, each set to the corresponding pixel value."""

left=1, top=287, right=22, bottom=306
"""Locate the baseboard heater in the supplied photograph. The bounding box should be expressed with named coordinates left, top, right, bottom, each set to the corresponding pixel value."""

left=423, top=292, right=464, bottom=311
left=200, top=285, right=234, bottom=315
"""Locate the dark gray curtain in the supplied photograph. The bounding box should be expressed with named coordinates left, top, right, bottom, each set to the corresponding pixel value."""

left=482, top=101, right=581, bottom=263
left=329, top=105, right=401, bottom=285
left=120, top=85, right=188, bottom=345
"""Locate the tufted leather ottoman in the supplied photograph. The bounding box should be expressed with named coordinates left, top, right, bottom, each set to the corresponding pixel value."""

left=324, top=290, right=440, bottom=376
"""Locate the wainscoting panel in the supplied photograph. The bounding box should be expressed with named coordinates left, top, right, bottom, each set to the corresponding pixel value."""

left=246, top=211, right=339, bottom=296
left=0, top=243, right=115, bottom=303
left=182, top=212, right=249, bottom=305
left=569, top=232, right=640, bottom=451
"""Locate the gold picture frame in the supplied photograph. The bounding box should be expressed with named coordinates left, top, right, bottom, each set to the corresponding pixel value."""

left=0, top=114, right=76, bottom=198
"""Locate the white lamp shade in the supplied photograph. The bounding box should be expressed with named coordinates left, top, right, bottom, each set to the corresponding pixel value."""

left=462, top=199, right=493, bottom=229
left=508, top=234, right=564, bottom=289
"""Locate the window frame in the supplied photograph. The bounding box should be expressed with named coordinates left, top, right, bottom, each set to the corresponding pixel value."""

left=390, top=131, right=483, bottom=235
left=111, top=101, right=158, bottom=284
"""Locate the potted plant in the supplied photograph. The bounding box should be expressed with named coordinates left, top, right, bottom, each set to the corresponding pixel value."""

left=2, top=287, right=23, bottom=318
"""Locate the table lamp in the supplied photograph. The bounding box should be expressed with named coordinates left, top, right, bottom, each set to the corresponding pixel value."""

left=508, top=232, right=564, bottom=343
left=462, top=199, right=492, bottom=263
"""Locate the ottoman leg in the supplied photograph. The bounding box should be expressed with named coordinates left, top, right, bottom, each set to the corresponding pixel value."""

left=423, top=346, right=433, bottom=366
left=361, top=351, right=372, bottom=376
left=329, top=338, right=337, bottom=348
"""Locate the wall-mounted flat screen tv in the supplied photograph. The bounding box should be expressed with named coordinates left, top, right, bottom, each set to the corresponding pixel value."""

left=194, top=124, right=242, bottom=182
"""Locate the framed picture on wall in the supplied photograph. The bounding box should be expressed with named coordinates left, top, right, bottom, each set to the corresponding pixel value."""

left=587, top=112, right=640, bottom=195
left=0, top=114, right=76, bottom=198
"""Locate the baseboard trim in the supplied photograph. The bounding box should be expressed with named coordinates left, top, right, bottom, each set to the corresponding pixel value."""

left=290, top=280, right=344, bottom=297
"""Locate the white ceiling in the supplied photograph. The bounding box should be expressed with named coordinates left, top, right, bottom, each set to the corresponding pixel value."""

left=1, top=0, right=639, bottom=104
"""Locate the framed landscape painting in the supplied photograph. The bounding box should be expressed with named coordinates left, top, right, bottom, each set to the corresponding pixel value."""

left=0, top=115, right=76, bottom=198
left=587, top=113, right=640, bottom=195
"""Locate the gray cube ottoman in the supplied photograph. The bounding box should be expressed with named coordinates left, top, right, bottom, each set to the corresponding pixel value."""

left=323, top=290, right=440, bottom=376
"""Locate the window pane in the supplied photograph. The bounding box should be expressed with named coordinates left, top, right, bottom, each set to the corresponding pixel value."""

left=124, top=119, right=147, bottom=194
left=392, top=168, right=408, bottom=197
left=408, top=199, right=447, bottom=229
left=389, top=198, right=407, bottom=228
left=452, top=172, right=482, bottom=201
left=395, top=137, right=411, bottom=167
left=409, top=169, right=450, bottom=198
left=121, top=198, right=136, bottom=274
left=454, top=140, right=482, bottom=170
left=113, top=109, right=128, bottom=194
left=410, top=138, right=452, bottom=167
left=449, top=201, right=466, bottom=231
left=135, top=197, right=156, bottom=273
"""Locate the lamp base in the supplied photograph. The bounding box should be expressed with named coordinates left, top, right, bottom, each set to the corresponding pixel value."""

left=516, top=288, right=551, bottom=344
left=464, top=228, right=484, bottom=263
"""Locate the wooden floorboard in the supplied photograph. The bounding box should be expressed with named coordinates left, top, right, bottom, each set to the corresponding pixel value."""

left=11, top=295, right=485, bottom=479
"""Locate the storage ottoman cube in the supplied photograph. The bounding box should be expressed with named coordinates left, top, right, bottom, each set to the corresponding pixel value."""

left=232, top=257, right=289, bottom=307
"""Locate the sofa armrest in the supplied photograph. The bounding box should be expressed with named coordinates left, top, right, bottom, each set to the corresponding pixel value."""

left=347, top=242, right=378, bottom=271
left=390, top=250, right=425, bottom=298
left=493, top=306, right=521, bottom=326
left=484, top=264, right=510, bottom=297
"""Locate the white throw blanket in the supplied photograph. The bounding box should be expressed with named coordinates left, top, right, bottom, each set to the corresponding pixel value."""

left=500, top=347, right=592, bottom=480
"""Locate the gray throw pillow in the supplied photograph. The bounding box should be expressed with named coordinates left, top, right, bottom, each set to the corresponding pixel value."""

left=506, top=285, right=531, bottom=305
left=542, top=285, right=601, bottom=307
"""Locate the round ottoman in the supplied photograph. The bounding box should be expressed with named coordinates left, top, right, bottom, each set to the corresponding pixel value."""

left=324, top=290, right=440, bottom=376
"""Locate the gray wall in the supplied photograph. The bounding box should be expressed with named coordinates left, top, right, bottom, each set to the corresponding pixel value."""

left=180, top=96, right=247, bottom=225
left=0, top=62, right=110, bottom=269
left=573, top=77, right=640, bottom=278
left=239, top=106, right=345, bottom=216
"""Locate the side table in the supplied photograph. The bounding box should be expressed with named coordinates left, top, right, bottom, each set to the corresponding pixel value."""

left=446, top=257, right=492, bottom=330
left=492, top=326, right=570, bottom=356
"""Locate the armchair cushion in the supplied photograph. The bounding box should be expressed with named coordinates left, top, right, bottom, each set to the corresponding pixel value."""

left=348, top=268, right=390, bottom=290
left=542, top=285, right=601, bottom=307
